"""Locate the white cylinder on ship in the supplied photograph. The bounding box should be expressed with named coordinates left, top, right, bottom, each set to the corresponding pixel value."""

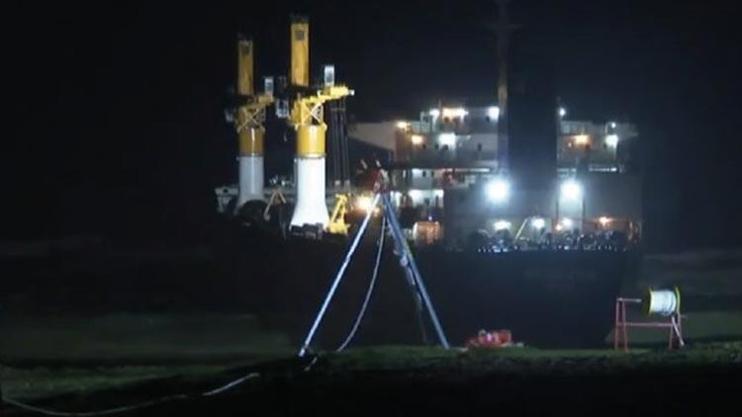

left=290, top=157, right=329, bottom=228
left=646, top=289, right=680, bottom=317
left=238, top=155, right=264, bottom=207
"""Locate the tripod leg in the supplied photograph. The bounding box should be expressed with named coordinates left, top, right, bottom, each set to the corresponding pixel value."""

left=382, top=193, right=450, bottom=349
left=298, top=194, right=380, bottom=357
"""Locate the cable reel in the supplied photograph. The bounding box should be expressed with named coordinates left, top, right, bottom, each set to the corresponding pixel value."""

left=642, top=287, right=681, bottom=317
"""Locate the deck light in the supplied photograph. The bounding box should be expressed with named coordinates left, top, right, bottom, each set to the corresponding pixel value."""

left=486, top=178, right=510, bottom=203
left=560, top=179, right=583, bottom=201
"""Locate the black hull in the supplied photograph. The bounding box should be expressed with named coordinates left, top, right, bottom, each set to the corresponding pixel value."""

left=217, top=220, right=641, bottom=348
left=0, top=220, right=638, bottom=349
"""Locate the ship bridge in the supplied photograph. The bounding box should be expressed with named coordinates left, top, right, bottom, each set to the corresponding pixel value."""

left=350, top=103, right=642, bottom=249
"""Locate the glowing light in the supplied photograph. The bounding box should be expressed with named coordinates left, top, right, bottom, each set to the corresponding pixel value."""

left=559, top=107, right=567, bottom=118
left=441, top=107, right=468, bottom=119
left=560, top=179, right=583, bottom=201
left=494, top=220, right=511, bottom=231
left=438, top=133, right=456, bottom=147
left=606, top=134, right=619, bottom=148
left=531, top=217, right=546, bottom=230
left=561, top=217, right=574, bottom=229
left=610, top=122, right=617, bottom=129
left=408, top=189, right=423, bottom=201
left=486, top=178, right=510, bottom=203
left=391, top=191, right=402, bottom=206
left=573, top=134, right=590, bottom=145
left=396, top=121, right=410, bottom=130
left=429, top=109, right=440, bottom=118
left=487, top=106, right=500, bottom=121
left=599, top=216, right=611, bottom=227
left=411, top=134, right=424, bottom=145
left=355, top=195, right=375, bottom=213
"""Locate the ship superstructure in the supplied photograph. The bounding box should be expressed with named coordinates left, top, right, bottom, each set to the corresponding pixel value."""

left=353, top=105, right=642, bottom=250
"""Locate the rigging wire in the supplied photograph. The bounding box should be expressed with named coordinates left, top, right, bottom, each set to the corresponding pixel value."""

left=336, top=215, right=386, bottom=351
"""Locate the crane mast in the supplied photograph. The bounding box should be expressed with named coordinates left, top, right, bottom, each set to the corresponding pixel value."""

left=287, top=16, right=353, bottom=234
left=234, top=37, right=274, bottom=208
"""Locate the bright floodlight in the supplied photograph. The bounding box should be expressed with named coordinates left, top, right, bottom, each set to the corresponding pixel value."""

left=574, top=134, right=590, bottom=145
left=408, top=189, right=423, bottom=202
left=486, top=178, right=510, bottom=203
left=410, top=134, right=424, bottom=145
left=606, top=134, right=619, bottom=148
left=494, top=220, right=511, bottom=231
left=561, top=217, right=574, bottom=229
left=438, top=133, right=456, bottom=147
left=429, top=109, right=440, bottom=118
left=396, top=121, right=410, bottom=130
left=599, top=216, right=611, bottom=227
left=442, top=107, right=468, bottom=119
left=531, top=217, right=546, bottom=230
left=559, top=107, right=567, bottom=118
left=560, top=179, right=583, bottom=201
left=487, top=106, right=500, bottom=121
left=355, top=195, right=375, bottom=213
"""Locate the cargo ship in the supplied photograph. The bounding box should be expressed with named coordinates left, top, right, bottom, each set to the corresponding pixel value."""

left=212, top=12, right=643, bottom=348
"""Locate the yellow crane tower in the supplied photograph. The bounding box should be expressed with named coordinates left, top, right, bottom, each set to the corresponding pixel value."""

left=234, top=36, right=274, bottom=208
left=286, top=16, right=353, bottom=236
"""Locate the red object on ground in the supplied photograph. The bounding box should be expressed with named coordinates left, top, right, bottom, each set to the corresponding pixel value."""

left=466, top=329, right=513, bottom=348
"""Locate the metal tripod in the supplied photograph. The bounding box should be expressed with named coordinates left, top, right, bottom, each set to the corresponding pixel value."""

left=298, top=192, right=450, bottom=357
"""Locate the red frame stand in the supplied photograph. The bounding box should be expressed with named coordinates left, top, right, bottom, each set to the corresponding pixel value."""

left=613, top=297, right=685, bottom=352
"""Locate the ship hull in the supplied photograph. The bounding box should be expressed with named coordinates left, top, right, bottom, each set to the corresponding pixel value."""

left=217, top=219, right=640, bottom=348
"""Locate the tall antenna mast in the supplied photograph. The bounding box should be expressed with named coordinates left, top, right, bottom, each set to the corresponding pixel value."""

left=495, top=0, right=518, bottom=172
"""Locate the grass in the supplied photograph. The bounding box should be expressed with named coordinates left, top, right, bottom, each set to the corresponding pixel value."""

left=315, top=342, right=742, bottom=377
left=2, top=312, right=742, bottom=402
left=4, top=343, right=741, bottom=405
left=0, top=365, right=231, bottom=401
left=0, top=313, right=293, bottom=365
left=0, top=313, right=293, bottom=402
left=0, top=318, right=740, bottom=417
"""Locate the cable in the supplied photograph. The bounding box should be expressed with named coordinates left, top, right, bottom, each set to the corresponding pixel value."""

left=200, top=372, right=260, bottom=396
left=1, top=372, right=260, bottom=416
left=336, top=216, right=386, bottom=352
left=298, top=193, right=380, bottom=357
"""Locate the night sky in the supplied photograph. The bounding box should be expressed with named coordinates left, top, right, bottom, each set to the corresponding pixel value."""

left=5, top=0, right=741, bottom=251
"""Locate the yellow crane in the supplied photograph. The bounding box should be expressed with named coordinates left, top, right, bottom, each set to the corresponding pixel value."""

left=286, top=16, right=353, bottom=236
left=234, top=36, right=274, bottom=208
